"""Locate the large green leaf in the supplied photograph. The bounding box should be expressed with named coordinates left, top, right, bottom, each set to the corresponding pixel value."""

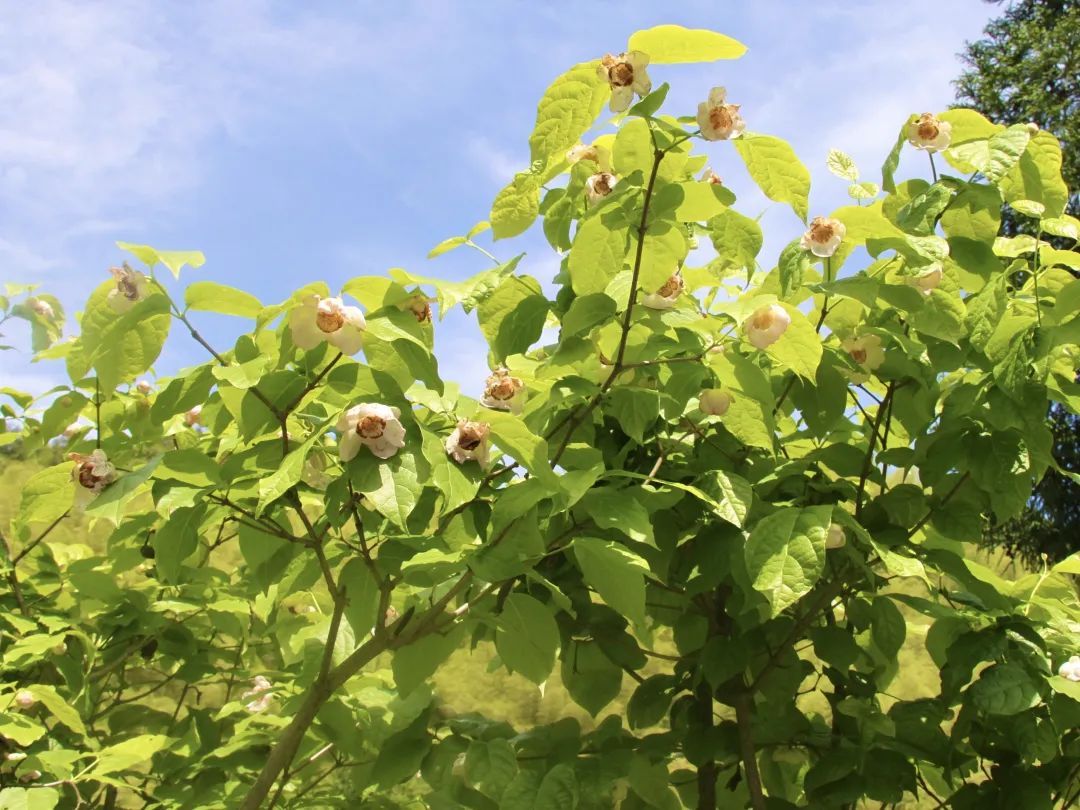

left=573, top=537, right=649, bottom=626
left=15, top=463, right=73, bottom=534
left=568, top=216, right=628, bottom=295
left=478, top=275, right=549, bottom=360
left=152, top=502, right=208, bottom=582
left=968, top=663, right=1040, bottom=716
left=116, top=242, right=205, bottom=278
left=392, top=624, right=465, bottom=696
left=627, top=25, right=747, bottom=63
left=528, top=61, right=608, bottom=169
left=744, top=506, right=831, bottom=616
left=495, top=593, right=560, bottom=684
left=184, top=281, right=262, bottom=318
left=491, top=171, right=542, bottom=240
left=734, top=133, right=810, bottom=222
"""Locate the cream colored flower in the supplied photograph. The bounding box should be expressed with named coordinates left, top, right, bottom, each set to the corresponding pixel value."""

left=697, top=87, right=745, bottom=141
left=135, top=379, right=153, bottom=395
left=336, top=403, right=406, bottom=461
left=69, top=449, right=116, bottom=503
left=909, top=265, right=943, bottom=296
left=107, top=264, right=151, bottom=314
left=597, top=51, right=652, bottom=113
left=402, top=292, right=433, bottom=323
left=744, top=304, right=791, bottom=349
left=289, top=294, right=366, bottom=355
left=1025, top=122, right=1040, bottom=135
left=242, top=675, right=273, bottom=713
left=585, top=172, right=617, bottom=206
left=13, top=689, right=34, bottom=710
left=800, top=216, right=846, bottom=258
left=5, top=752, right=26, bottom=762
left=481, top=368, right=526, bottom=413
left=1059, top=655, right=1080, bottom=682
left=184, top=405, right=202, bottom=427
left=567, top=143, right=600, bottom=165
left=28, top=298, right=54, bottom=319
left=906, top=112, right=952, bottom=152
left=699, top=388, right=732, bottom=416
left=642, top=275, right=684, bottom=310
left=825, top=524, right=846, bottom=550
left=840, top=334, right=885, bottom=383
left=446, top=419, right=490, bottom=465
left=700, top=168, right=723, bottom=185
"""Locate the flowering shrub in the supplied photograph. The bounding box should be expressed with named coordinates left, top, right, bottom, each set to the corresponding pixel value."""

left=2, top=23, right=1080, bottom=810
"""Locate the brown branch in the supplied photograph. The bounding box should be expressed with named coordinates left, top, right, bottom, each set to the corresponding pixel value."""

left=734, top=692, right=766, bottom=810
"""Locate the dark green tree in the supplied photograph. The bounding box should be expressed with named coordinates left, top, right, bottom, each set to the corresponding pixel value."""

left=956, top=0, right=1080, bottom=565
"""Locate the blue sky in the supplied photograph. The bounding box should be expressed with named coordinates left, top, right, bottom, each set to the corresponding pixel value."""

left=1, top=0, right=998, bottom=397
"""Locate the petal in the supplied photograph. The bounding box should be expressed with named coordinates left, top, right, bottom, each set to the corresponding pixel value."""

left=383, top=419, right=407, bottom=447
left=627, top=50, right=650, bottom=68
left=632, top=68, right=652, bottom=97
left=335, top=406, right=359, bottom=434
left=609, top=86, right=634, bottom=112
left=338, top=431, right=363, bottom=462
left=107, top=291, right=132, bottom=314
left=329, top=323, right=364, bottom=355
left=340, top=305, right=366, bottom=331
left=708, top=86, right=727, bottom=106
left=289, top=304, right=324, bottom=350
left=367, top=437, right=400, bottom=459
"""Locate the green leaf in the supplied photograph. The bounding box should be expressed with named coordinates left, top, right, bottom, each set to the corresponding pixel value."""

left=561, top=292, right=616, bottom=336
left=465, top=739, right=519, bottom=799
left=607, top=386, right=660, bottom=443
left=627, top=25, right=747, bottom=63
left=478, top=275, right=549, bottom=360
left=0, top=787, right=61, bottom=810
left=257, top=426, right=331, bottom=514
left=392, top=624, right=465, bottom=696
left=16, top=463, right=73, bottom=534
left=427, top=235, right=467, bottom=259
left=674, top=180, right=731, bottom=222
left=116, top=242, right=205, bottom=278
left=535, top=763, right=579, bottom=810
left=28, top=684, right=86, bottom=734
left=528, top=60, right=608, bottom=170
left=733, top=133, right=810, bottom=222
left=1000, top=130, right=1070, bottom=217
left=485, top=410, right=558, bottom=489
left=184, top=281, right=262, bottom=318
left=827, top=149, right=859, bottom=181
left=708, top=208, right=763, bottom=274
left=495, top=593, right=559, bottom=684
left=353, top=450, right=423, bottom=529
left=152, top=502, right=208, bottom=583
left=870, top=597, right=906, bottom=660
left=776, top=238, right=810, bottom=299
left=491, top=172, right=542, bottom=240
left=628, top=755, right=681, bottom=810
left=881, top=118, right=913, bottom=194
left=636, top=224, right=688, bottom=292
left=578, top=487, right=654, bottom=543
left=339, top=559, right=380, bottom=641
left=561, top=639, right=622, bottom=716
left=968, top=663, right=1040, bottom=716
left=573, top=537, right=649, bottom=626
left=744, top=506, right=831, bottom=616
left=84, top=455, right=162, bottom=525
left=696, top=469, right=753, bottom=528
left=86, top=734, right=170, bottom=777
left=568, top=216, right=628, bottom=296
left=764, top=303, right=822, bottom=380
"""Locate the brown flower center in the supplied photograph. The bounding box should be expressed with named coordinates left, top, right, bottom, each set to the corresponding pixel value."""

left=409, top=298, right=431, bottom=322
left=458, top=422, right=488, bottom=450
left=77, top=462, right=99, bottom=489
left=850, top=348, right=867, bottom=364
left=810, top=220, right=835, bottom=243
left=315, top=304, right=345, bottom=333
left=117, top=276, right=140, bottom=300
left=592, top=174, right=614, bottom=195
left=487, top=378, right=517, bottom=401
left=657, top=276, right=683, bottom=298
left=752, top=310, right=774, bottom=330
left=917, top=117, right=939, bottom=140
left=356, top=415, right=386, bottom=439
left=709, top=106, right=733, bottom=131
left=609, top=62, right=634, bottom=87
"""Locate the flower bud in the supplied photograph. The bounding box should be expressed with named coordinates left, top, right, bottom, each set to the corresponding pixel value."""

left=13, top=689, right=34, bottom=709
left=5, top=752, right=26, bottom=763
left=1059, top=655, right=1080, bottom=682
left=135, top=379, right=153, bottom=395
left=28, top=298, right=54, bottom=319
left=699, top=389, right=732, bottom=417
left=701, top=168, right=723, bottom=185
left=909, top=265, right=943, bottom=295
left=825, top=524, right=846, bottom=550
left=184, top=405, right=202, bottom=427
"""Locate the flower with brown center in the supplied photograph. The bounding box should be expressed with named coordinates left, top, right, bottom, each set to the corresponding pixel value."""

left=597, top=51, right=652, bottom=112
left=28, top=298, right=54, bottom=319
left=585, top=172, right=617, bottom=207
left=699, top=388, right=732, bottom=417
left=446, top=419, right=491, bottom=465
left=800, top=216, right=846, bottom=258
left=642, top=274, right=685, bottom=310
left=567, top=143, right=600, bottom=165
left=336, top=403, right=406, bottom=461
left=69, top=449, right=116, bottom=504
left=744, top=303, right=791, bottom=349
left=840, top=334, right=885, bottom=383
left=906, top=112, right=952, bottom=152
left=697, top=87, right=745, bottom=141
left=700, top=168, right=723, bottom=185
left=289, top=294, right=366, bottom=355
left=107, top=263, right=151, bottom=314
left=481, top=368, right=525, bottom=413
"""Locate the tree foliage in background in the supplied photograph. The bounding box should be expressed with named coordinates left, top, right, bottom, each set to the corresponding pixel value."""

left=2, top=23, right=1080, bottom=810
left=956, top=0, right=1080, bottom=565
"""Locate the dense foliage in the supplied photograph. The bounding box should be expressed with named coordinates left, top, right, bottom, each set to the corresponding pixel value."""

left=955, top=0, right=1080, bottom=565
left=3, top=24, right=1080, bottom=810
